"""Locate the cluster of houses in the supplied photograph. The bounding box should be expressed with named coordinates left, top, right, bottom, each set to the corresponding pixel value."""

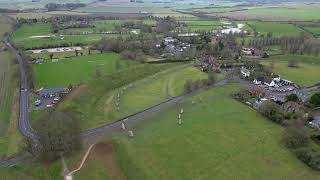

left=241, top=67, right=296, bottom=90
left=241, top=47, right=268, bottom=58
left=156, top=37, right=191, bottom=57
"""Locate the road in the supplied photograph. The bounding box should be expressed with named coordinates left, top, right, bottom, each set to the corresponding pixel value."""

left=0, top=37, right=39, bottom=168
left=4, top=37, right=39, bottom=142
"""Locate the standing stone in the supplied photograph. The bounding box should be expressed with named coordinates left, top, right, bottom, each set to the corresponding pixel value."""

left=128, top=130, right=134, bottom=137
left=121, top=123, right=126, bottom=130
left=178, top=118, right=182, bottom=125
left=178, top=113, right=181, bottom=119
left=180, top=108, right=184, bottom=114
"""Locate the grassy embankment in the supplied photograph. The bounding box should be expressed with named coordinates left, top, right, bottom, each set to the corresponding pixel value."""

left=0, top=15, right=22, bottom=158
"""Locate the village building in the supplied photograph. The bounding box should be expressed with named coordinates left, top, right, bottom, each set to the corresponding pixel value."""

left=240, top=67, right=250, bottom=78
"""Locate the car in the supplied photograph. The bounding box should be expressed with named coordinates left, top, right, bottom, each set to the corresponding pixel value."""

left=35, top=99, right=41, bottom=107
left=46, top=103, right=54, bottom=108
left=53, top=97, right=60, bottom=101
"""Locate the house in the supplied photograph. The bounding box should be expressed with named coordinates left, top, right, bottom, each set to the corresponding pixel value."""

left=242, top=47, right=268, bottom=58
left=253, top=77, right=265, bottom=85
left=264, top=79, right=278, bottom=88
left=309, top=117, right=320, bottom=129
left=240, top=67, right=250, bottom=78
left=272, top=75, right=281, bottom=82
left=31, top=58, right=45, bottom=64
left=164, top=37, right=177, bottom=45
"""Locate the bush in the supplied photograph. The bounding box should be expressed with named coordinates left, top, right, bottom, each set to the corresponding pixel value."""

left=285, top=94, right=300, bottom=102
left=310, top=92, right=320, bottom=107
left=258, top=101, right=285, bottom=124
left=283, top=123, right=309, bottom=149
left=295, top=148, right=320, bottom=170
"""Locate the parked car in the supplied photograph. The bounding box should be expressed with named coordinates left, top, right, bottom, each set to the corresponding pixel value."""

left=35, top=99, right=41, bottom=107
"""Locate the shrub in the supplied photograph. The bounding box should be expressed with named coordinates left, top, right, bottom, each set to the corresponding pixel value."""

left=283, top=123, right=309, bottom=149
left=258, top=101, right=285, bottom=124
left=310, top=92, right=320, bottom=107
left=295, top=148, right=320, bottom=170
left=285, top=94, right=300, bottom=102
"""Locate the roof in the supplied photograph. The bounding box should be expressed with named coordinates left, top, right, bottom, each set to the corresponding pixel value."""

left=38, top=88, right=66, bottom=96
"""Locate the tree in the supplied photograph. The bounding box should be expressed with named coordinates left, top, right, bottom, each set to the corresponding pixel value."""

left=25, top=111, right=81, bottom=162
left=207, top=71, right=216, bottom=85
left=49, top=53, right=54, bottom=60
left=283, top=121, right=309, bottom=149
left=184, top=80, right=193, bottom=94
left=310, top=93, right=320, bottom=107
left=286, top=94, right=300, bottom=102
left=258, top=101, right=284, bottom=124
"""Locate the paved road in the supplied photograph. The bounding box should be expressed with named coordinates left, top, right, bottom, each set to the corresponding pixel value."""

left=0, top=37, right=39, bottom=168
left=4, top=37, right=39, bottom=142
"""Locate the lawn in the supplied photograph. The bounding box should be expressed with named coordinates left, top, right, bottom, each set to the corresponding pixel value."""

left=262, top=55, right=320, bottom=87
left=33, top=53, right=134, bottom=88
left=246, top=21, right=304, bottom=37
left=113, top=84, right=320, bottom=179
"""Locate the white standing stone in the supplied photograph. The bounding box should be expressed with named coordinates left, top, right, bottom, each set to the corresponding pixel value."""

left=128, top=130, right=134, bottom=137
left=180, top=108, right=184, bottom=114
left=121, top=123, right=126, bottom=130
left=178, top=113, right=181, bottom=119
left=178, top=118, right=182, bottom=125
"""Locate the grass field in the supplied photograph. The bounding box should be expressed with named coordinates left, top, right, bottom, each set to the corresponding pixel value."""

left=103, top=65, right=212, bottom=121
left=180, top=19, right=225, bottom=32
left=244, top=4, right=320, bottom=20
left=302, top=26, right=320, bottom=38
left=12, top=23, right=110, bottom=50
left=56, top=63, right=211, bottom=130
left=246, top=21, right=304, bottom=37
left=33, top=53, right=134, bottom=88
left=262, top=55, right=320, bottom=87
left=113, top=84, right=320, bottom=179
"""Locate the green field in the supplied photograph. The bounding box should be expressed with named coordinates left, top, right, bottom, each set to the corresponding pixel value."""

left=262, top=55, right=320, bottom=87
left=244, top=4, right=320, bottom=20
left=12, top=23, right=110, bottom=49
left=33, top=53, right=134, bottom=88
left=59, top=63, right=211, bottom=130
left=246, top=21, right=304, bottom=37
left=302, top=26, right=320, bottom=37
left=0, top=148, right=110, bottom=180
left=113, top=84, right=320, bottom=179
left=180, top=20, right=225, bottom=32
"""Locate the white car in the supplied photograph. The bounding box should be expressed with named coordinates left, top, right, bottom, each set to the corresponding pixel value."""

left=46, top=104, right=54, bottom=108
left=54, top=97, right=60, bottom=101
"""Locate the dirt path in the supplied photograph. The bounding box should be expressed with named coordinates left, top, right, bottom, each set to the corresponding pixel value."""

left=66, top=144, right=96, bottom=179
left=93, top=142, right=125, bottom=180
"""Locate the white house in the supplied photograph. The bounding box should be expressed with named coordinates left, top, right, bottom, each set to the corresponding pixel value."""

left=240, top=67, right=250, bottom=78
left=164, top=37, right=177, bottom=44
